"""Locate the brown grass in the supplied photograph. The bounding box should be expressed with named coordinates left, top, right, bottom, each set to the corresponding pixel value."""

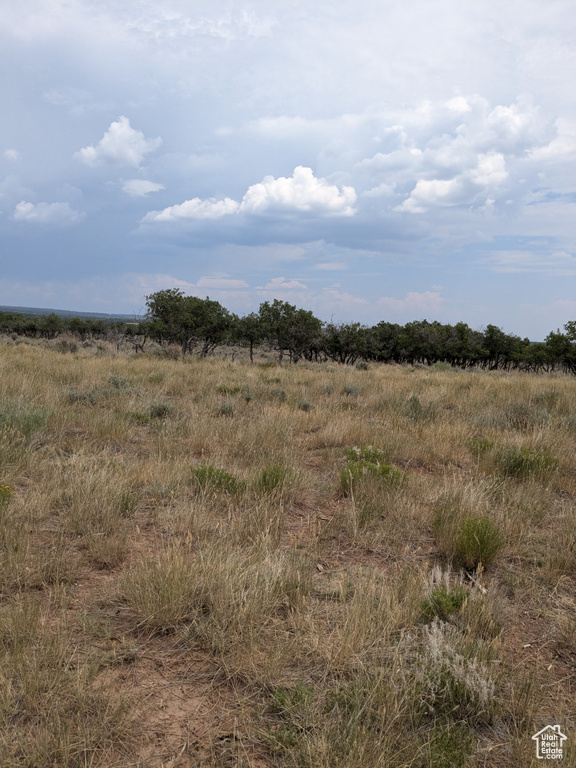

left=0, top=342, right=575, bottom=765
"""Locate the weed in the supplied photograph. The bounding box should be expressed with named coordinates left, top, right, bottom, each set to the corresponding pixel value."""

left=405, top=394, right=435, bottom=422
left=256, top=464, right=290, bottom=494
left=107, top=374, right=131, bottom=391
left=434, top=506, right=504, bottom=570
left=0, top=398, right=51, bottom=437
left=192, top=463, right=245, bottom=494
left=217, top=400, right=235, bottom=417
left=420, top=585, right=469, bottom=623
left=66, top=388, right=98, bottom=404
left=148, top=400, right=176, bottom=419
left=496, top=446, right=558, bottom=479
left=467, top=437, right=495, bottom=456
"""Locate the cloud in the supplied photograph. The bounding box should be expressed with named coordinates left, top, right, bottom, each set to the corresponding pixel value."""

left=122, top=179, right=165, bottom=197
left=256, top=277, right=308, bottom=290
left=377, top=291, right=446, bottom=314
left=240, top=166, right=356, bottom=216
left=3, top=149, right=19, bottom=162
left=75, top=116, right=162, bottom=168
left=13, top=200, right=84, bottom=225
left=478, top=250, right=576, bottom=274
left=314, top=261, right=347, bottom=270
left=144, top=197, right=240, bottom=221
left=143, top=166, right=357, bottom=223
left=396, top=152, right=508, bottom=213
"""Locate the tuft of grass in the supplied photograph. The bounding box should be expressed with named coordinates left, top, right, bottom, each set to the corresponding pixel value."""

left=496, top=445, right=558, bottom=479
left=433, top=505, right=505, bottom=570
left=192, top=463, right=245, bottom=495
left=147, top=400, right=176, bottom=419
left=0, top=398, right=51, bottom=437
left=256, top=464, right=290, bottom=494
left=420, top=585, right=469, bottom=623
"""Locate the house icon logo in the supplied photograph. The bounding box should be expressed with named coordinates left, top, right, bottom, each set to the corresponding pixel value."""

left=532, top=725, right=567, bottom=760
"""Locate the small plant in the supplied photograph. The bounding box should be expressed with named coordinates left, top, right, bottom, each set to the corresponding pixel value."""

left=420, top=585, right=469, bottom=623
left=66, top=388, right=99, bottom=405
left=298, top=399, right=312, bottom=412
left=0, top=398, right=51, bottom=437
left=217, top=384, right=241, bottom=395
left=192, top=463, right=245, bottom=494
left=270, top=387, right=287, bottom=402
left=107, top=375, right=131, bottom=391
left=496, top=446, right=558, bottom=478
left=147, top=401, right=176, bottom=419
left=405, top=394, right=435, bottom=422
left=431, top=360, right=453, bottom=371
left=257, top=464, right=290, bottom=494
left=217, top=401, right=235, bottom=417
left=434, top=507, right=504, bottom=570
left=0, top=484, right=13, bottom=506
left=467, top=437, right=495, bottom=457
left=343, top=385, right=361, bottom=396
left=355, top=361, right=369, bottom=371
left=340, top=461, right=404, bottom=495
left=345, top=445, right=386, bottom=464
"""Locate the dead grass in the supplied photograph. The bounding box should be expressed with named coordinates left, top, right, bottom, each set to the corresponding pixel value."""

left=0, top=342, right=575, bottom=765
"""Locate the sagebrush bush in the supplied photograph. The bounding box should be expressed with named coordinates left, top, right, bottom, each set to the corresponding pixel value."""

left=147, top=400, right=176, bottom=419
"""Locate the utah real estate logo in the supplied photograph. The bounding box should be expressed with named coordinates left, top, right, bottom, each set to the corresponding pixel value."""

left=532, top=725, right=567, bottom=760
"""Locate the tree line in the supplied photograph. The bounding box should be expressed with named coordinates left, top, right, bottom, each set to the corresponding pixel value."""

left=2, top=288, right=576, bottom=374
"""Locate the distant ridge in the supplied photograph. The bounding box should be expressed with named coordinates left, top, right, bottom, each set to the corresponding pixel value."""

left=0, top=305, right=140, bottom=321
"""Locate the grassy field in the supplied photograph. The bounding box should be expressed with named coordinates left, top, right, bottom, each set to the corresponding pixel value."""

left=1, top=339, right=575, bottom=766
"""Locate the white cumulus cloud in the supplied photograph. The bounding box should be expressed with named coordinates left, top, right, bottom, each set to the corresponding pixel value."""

left=143, top=197, right=240, bottom=222
left=75, top=116, right=162, bottom=168
left=240, top=166, right=356, bottom=216
left=13, top=200, right=84, bottom=225
left=143, top=166, right=356, bottom=223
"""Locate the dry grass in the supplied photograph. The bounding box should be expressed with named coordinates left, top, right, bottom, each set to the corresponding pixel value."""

left=0, top=342, right=575, bottom=765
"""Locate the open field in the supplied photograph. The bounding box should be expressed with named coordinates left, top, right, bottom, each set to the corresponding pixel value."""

left=1, top=341, right=576, bottom=766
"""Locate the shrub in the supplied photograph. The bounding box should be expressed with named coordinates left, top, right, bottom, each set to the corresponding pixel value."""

left=340, top=460, right=404, bottom=496
left=355, top=361, right=369, bottom=371
left=467, top=437, right=495, bottom=457
left=0, top=398, right=51, bottom=437
left=434, top=508, right=504, bottom=570
left=405, top=394, right=435, bottom=422
left=345, top=445, right=386, bottom=464
left=420, top=585, right=469, bottom=623
left=343, top=385, right=361, bottom=396
left=107, top=375, right=131, bottom=391
left=147, top=401, right=176, bottom=419
left=217, top=401, right=235, bottom=417
left=256, top=464, right=290, bottom=494
left=192, top=464, right=245, bottom=495
left=298, top=399, right=312, bottom=412
left=270, top=387, right=287, bottom=402
left=496, top=446, right=558, bottom=479
left=66, top=389, right=98, bottom=405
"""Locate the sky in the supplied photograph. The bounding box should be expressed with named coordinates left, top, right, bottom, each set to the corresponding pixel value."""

left=1, top=0, right=576, bottom=339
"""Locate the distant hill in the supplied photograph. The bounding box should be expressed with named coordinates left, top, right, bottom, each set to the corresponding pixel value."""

left=0, top=305, right=140, bottom=321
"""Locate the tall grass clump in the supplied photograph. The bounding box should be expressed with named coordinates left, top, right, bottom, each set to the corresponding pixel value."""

left=496, top=445, right=558, bottom=479
left=192, top=463, right=245, bottom=495
left=340, top=445, right=405, bottom=496
left=433, top=500, right=504, bottom=570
